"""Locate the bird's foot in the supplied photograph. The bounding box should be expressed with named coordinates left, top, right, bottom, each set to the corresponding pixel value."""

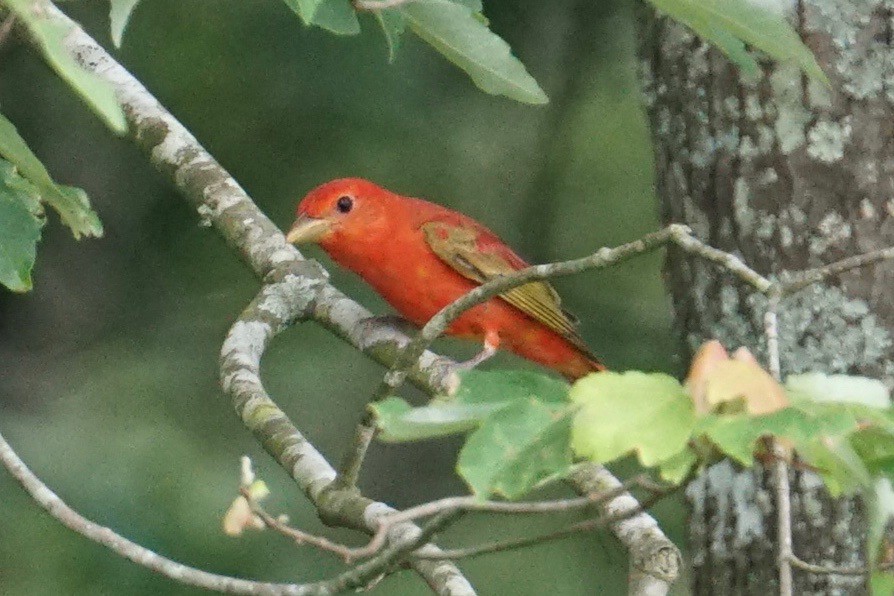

left=453, top=341, right=498, bottom=373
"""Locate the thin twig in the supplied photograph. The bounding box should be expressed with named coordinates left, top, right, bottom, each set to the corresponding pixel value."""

left=335, top=422, right=376, bottom=489
left=0, top=428, right=412, bottom=596
left=786, top=553, right=894, bottom=576
left=764, top=289, right=794, bottom=596
left=241, top=488, right=361, bottom=562
left=411, top=486, right=677, bottom=561
left=247, top=475, right=651, bottom=563
left=780, top=246, right=894, bottom=295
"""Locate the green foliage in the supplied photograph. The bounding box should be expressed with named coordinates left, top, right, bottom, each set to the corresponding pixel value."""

left=0, top=113, right=103, bottom=240
left=282, top=0, right=361, bottom=35
left=277, top=0, right=827, bottom=104
left=0, top=160, right=44, bottom=292
left=787, top=373, right=891, bottom=408
left=281, top=0, right=546, bottom=103
left=646, top=0, right=828, bottom=84
left=451, top=369, right=569, bottom=405
left=374, top=9, right=407, bottom=62
left=372, top=396, right=493, bottom=441
left=109, top=0, right=142, bottom=47
left=4, top=0, right=127, bottom=133
left=570, top=372, right=695, bottom=467
left=373, top=370, right=573, bottom=497
left=457, top=400, right=573, bottom=498
left=374, top=365, right=894, bottom=508
left=869, top=479, right=894, bottom=592
left=872, top=572, right=894, bottom=596
left=400, top=0, right=547, bottom=105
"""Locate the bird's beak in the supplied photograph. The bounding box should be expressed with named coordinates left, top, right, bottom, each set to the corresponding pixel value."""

left=285, top=214, right=333, bottom=244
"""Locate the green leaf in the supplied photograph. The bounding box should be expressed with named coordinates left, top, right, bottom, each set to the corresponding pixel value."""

left=699, top=403, right=875, bottom=494
left=282, top=0, right=325, bottom=23
left=699, top=406, right=858, bottom=466
left=656, top=448, right=698, bottom=485
left=401, top=0, right=548, bottom=104
left=787, top=373, right=891, bottom=409
left=371, top=396, right=500, bottom=442
left=110, top=0, right=142, bottom=47
left=0, top=113, right=57, bottom=194
left=447, top=369, right=570, bottom=405
left=871, top=572, right=894, bottom=596
left=868, top=479, right=894, bottom=572
left=47, top=185, right=104, bottom=239
left=372, top=370, right=568, bottom=441
left=570, top=371, right=695, bottom=466
left=451, top=0, right=483, bottom=10
left=851, top=427, right=894, bottom=479
left=457, top=399, right=573, bottom=498
left=0, top=114, right=103, bottom=239
left=375, top=9, right=406, bottom=61
left=798, top=434, right=871, bottom=496
left=0, top=161, right=44, bottom=292
left=646, top=0, right=828, bottom=84
left=5, top=0, right=127, bottom=134
left=310, top=0, right=361, bottom=35
left=283, top=0, right=359, bottom=35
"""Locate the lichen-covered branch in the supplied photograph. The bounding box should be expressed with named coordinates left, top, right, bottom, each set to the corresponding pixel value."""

left=567, top=464, right=681, bottom=594
left=220, top=279, right=475, bottom=595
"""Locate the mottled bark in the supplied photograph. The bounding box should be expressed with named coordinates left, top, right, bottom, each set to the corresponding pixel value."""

left=643, top=0, right=894, bottom=593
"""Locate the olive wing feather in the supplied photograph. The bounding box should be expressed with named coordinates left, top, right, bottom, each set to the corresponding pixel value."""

left=421, top=221, right=595, bottom=357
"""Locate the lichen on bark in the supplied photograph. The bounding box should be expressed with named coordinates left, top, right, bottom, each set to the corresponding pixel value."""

left=642, top=0, right=894, bottom=592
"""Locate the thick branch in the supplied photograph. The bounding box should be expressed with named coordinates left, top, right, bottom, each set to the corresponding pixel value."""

left=220, top=279, right=474, bottom=594
left=567, top=464, right=681, bottom=593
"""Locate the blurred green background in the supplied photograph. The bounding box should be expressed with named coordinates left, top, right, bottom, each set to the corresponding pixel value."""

left=0, top=0, right=685, bottom=593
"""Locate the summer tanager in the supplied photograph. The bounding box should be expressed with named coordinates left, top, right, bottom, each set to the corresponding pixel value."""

left=286, top=178, right=604, bottom=380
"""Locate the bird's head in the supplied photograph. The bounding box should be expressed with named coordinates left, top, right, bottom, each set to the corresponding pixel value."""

left=285, top=178, right=390, bottom=246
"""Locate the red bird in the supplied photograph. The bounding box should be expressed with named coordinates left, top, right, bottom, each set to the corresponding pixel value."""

left=286, top=178, right=603, bottom=380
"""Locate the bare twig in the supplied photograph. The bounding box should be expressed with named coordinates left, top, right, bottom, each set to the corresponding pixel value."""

left=246, top=475, right=650, bottom=563
left=786, top=553, right=894, bottom=576
left=412, top=483, right=678, bottom=561
left=374, top=223, right=772, bottom=408
left=763, top=287, right=794, bottom=596
left=0, top=428, right=442, bottom=596
left=780, top=246, right=894, bottom=295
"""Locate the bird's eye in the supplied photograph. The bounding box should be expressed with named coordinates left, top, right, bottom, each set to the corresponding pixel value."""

left=336, top=196, right=354, bottom=213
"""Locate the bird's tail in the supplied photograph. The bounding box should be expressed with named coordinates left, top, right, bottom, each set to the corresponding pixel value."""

left=560, top=354, right=606, bottom=382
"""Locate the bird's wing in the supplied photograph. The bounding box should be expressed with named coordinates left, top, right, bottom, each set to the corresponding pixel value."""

left=420, top=220, right=595, bottom=357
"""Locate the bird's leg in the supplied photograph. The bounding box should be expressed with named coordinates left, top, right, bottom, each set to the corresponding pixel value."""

left=454, top=332, right=500, bottom=372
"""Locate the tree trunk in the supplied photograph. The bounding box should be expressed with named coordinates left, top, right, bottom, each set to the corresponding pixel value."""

left=643, top=0, right=894, bottom=593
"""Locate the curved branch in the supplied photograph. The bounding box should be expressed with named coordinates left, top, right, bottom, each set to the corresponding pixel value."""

left=221, top=279, right=475, bottom=595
